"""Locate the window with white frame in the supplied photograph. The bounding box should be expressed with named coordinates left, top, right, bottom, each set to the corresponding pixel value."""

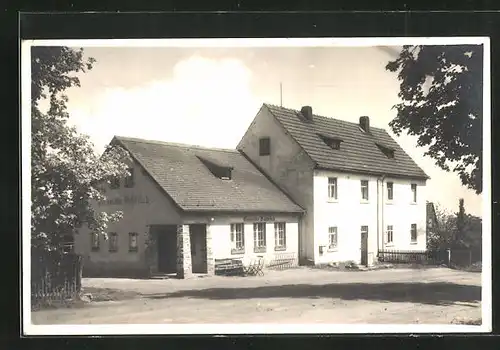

left=91, top=232, right=100, bottom=251
left=129, top=232, right=138, bottom=252
left=410, top=224, right=417, bottom=243
left=230, top=223, right=245, bottom=254
left=411, top=183, right=417, bottom=203
left=328, top=177, right=338, bottom=200
left=387, top=182, right=394, bottom=201
left=253, top=223, right=266, bottom=253
left=274, top=222, right=286, bottom=250
left=386, top=225, right=393, bottom=245
left=328, top=226, right=338, bottom=250
left=361, top=180, right=369, bottom=200
left=108, top=232, right=118, bottom=252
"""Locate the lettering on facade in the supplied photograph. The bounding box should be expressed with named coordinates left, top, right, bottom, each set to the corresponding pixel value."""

left=243, top=215, right=276, bottom=222
left=98, top=194, right=150, bottom=207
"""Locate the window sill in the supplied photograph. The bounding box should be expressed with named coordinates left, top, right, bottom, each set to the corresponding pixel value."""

left=327, top=199, right=339, bottom=203
left=91, top=248, right=100, bottom=252
left=254, top=247, right=267, bottom=253
left=274, top=246, right=286, bottom=251
left=327, top=248, right=338, bottom=253
left=410, top=202, right=418, bottom=205
left=385, top=244, right=394, bottom=248
left=385, top=200, right=394, bottom=205
left=129, top=248, right=138, bottom=253
left=231, top=248, right=245, bottom=255
left=410, top=242, right=418, bottom=245
left=360, top=200, right=370, bottom=204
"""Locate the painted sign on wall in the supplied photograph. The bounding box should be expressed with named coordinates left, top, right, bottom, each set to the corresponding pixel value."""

left=98, top=194, right=150, bottom=206
left=243, top=215, right=276, bottom=222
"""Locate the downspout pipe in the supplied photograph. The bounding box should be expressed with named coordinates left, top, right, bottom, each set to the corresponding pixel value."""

left=377, top=174, right=387, bottom=261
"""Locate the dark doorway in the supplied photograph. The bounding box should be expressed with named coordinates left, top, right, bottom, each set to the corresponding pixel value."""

left=153, top=225, right=178, bottom=274
left=190, top=224, right=208, bottom=273
left=360, top=226, right=369, bottom=266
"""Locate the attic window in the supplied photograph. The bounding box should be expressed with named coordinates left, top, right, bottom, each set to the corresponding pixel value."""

left=318, top=134, right=343, bottom=150
left=376, top=143, right=395, bottom=159
left=197, top=156, right=233, bottom=180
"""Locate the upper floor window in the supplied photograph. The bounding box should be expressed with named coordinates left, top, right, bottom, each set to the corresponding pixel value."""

left=410, top=224, right=417, bottom=243
left=259, top=137, right=271, bottom=156
left=387, top=182, right=394, bottom=200
left=361, top=180, right=369, bottom=200
left=230, top=223, right=245, bottom=254
left=124, top=167, right=135, bottom=188
left=411, top=183, right=417, bottom=203
left=328, top=177, right=338, bottom=200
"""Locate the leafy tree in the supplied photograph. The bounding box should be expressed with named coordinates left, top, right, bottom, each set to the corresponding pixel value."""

left=31, top=46, right=131, bottom=253
left=455, top=198, right=466, bottom=247
left=386, top=45, right=483, bottom=194
left=427, top=204, right=456, bottom=250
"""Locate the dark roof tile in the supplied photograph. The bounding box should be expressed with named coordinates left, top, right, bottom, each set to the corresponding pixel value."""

left=114, top=136, right=303, bottom=213
left=264, top=104, right=429, bottom=179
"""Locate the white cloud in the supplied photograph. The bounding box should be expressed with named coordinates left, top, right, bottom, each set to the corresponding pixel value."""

left=68, top=55, right=261, bottom=153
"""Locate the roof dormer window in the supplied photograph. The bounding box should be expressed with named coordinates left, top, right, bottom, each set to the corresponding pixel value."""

left=197, top=156, right=233, bottom=180
left=318, top=134, right=343, bottom=150
left=376, top=143, right=395, bottom=159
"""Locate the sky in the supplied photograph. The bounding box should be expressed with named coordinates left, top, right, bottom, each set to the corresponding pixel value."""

left=48, top=44, right=483, bottom=217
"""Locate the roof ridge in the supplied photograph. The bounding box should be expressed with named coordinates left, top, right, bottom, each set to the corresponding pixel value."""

left=263, top=103, right=385, bottom=131
left=114, top=136, right=238, bottom=153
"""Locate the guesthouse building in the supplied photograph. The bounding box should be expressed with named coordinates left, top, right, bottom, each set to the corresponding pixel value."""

left=74, top=136, right=303, bottom=279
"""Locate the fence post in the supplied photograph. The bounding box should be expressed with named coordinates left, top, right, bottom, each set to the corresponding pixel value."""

left=447, top=249, right=451, bottom=268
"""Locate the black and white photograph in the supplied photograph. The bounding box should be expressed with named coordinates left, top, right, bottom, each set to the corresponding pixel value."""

left=22, top=37, right=491, bottom=334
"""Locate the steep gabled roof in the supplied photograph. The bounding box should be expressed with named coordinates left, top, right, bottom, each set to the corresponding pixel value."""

left=113, top=136, right=303, bottom=213
left=264, top=104, right=429, bottom=179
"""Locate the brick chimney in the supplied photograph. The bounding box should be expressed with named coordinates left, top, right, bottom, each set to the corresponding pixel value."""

left=359, top=116, right=370, bottom=133
left=301, top=106, right=313, bottom=121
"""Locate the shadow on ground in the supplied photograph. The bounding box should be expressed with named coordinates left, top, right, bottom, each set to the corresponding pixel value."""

left=145, top=282, right=481, bottom=307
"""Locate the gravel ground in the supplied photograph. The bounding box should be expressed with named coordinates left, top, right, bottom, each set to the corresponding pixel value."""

left=31, top=267, right=482, bottom=325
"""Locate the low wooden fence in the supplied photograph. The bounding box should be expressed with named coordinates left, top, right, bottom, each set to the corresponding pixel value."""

left=31, top=250, right=83, bottom=305
left=378, top=249, right=449, bottom=265
left=267, top=252, right=299, bottom=270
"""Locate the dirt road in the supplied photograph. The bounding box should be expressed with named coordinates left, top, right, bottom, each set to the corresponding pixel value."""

left=32, top=267, right=481, bottom=324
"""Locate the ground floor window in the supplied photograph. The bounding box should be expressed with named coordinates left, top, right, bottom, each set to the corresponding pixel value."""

left=410, top=224, right=417, bottom=243
left=129, top=232, right=138, bottom=252
left=91, top=232, right=100, bottom=251
left=274, top=222, right=286, bottom=251
left=253, top=223, right=266, bottom=253
left=230, top=223, right=245, bottom=254
left=328, top=226, right=338, bottom=250
left=108, top=232, right=118, bottom=252
left=386, top=225, right=393, bottom=245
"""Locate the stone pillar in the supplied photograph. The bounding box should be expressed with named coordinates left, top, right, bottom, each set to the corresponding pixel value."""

left=176, top=225, right=192, bottom=279
left=206, top=225, right=215, bottom=276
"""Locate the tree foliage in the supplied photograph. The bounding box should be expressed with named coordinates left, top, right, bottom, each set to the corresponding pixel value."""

left=386, top=45, right=483, bottom=194
left=427, top=201, right=482, bottom=251
left=31, top=46, right=131, bottom=252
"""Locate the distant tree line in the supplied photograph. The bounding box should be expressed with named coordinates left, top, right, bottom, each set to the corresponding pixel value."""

left=428, top=198, right=482, bottom=252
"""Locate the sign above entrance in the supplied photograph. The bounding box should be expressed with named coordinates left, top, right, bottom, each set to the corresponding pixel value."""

left=98, top=194, right=150, bottom=206
left=243, top=215, right=276, bottom=222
